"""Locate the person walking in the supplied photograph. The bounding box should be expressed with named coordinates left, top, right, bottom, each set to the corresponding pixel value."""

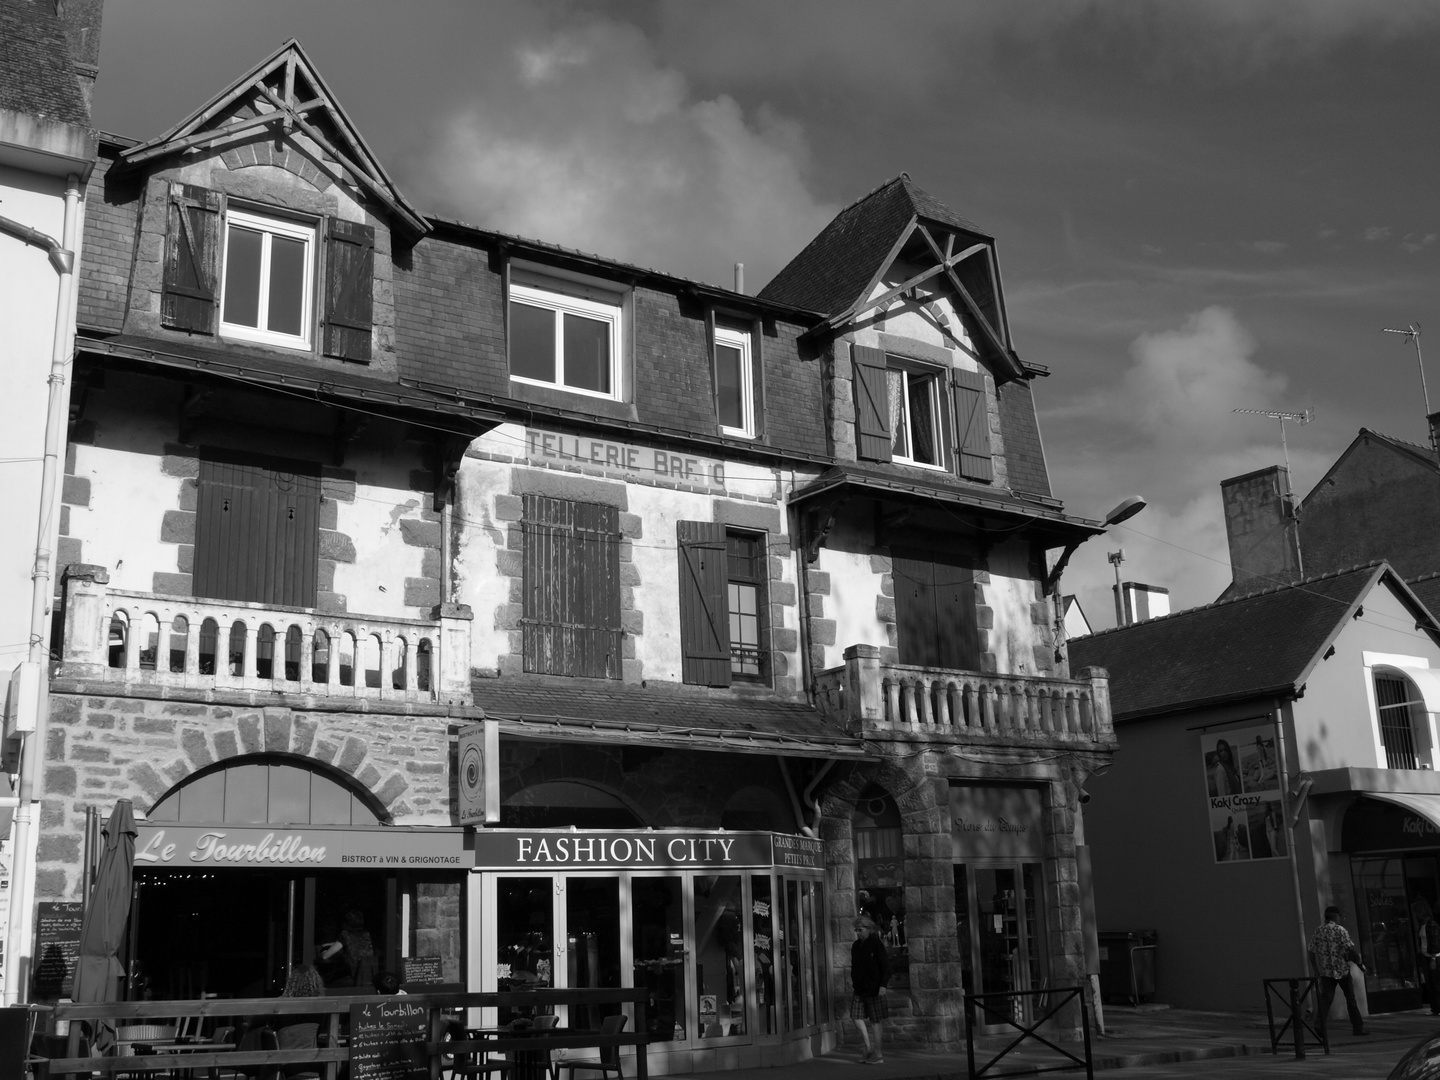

left=850, top=915, right=891, bottom=1064
left=1308, top=906, right=1369, bottom=1037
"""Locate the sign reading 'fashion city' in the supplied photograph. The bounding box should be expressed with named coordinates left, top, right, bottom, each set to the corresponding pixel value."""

left=134, top=825, right=469, bottom=870
left=1200, top=719, right=1286, bottom=864
left=472, top=830, right=823, bottom=870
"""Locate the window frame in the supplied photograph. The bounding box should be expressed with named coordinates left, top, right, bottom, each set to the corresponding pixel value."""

left=1374, top=668, right=1427, bottom=770
left=887, top=358, right=947, bottom=471
left=714, top=323, right=756, bottom=439
left=725, top=530, right=768, bottom=681
left=219, top=206, right=318, bottom=350
left=508, top=278, right=625, bottom=401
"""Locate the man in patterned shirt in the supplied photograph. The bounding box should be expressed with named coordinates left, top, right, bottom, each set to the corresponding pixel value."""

left=1309, top=906, right=1369, bottom=1037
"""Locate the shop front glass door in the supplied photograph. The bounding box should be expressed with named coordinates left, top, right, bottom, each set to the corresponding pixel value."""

left=566, top=876, right=622, bottom=1030
left=633, top=875, right=686, bottom=1043
left=1352, top=857, right=1422, bottom=1010
left=752, top=875, right=778, bottom=1035
left=957, top=861, right=1048, bottom=1030
left=694, top=874, right=745, bottom=1039
left=497, top=876, right=555, bottom=1022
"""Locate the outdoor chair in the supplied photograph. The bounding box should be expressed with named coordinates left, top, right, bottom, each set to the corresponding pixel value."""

left=277, top=1022, right=320, bottom=1080
left=550, top=1013, right=627, bottom=1080
left=212, top=1025, right=280, bottom=1080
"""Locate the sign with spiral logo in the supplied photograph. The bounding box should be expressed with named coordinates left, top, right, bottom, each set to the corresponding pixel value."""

left=457, top=720, right=499, bottom=826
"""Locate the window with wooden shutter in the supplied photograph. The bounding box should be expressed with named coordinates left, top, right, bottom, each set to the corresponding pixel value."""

left=193, top=451, right=322, bottom=608
left=162, top=183, right=222, bottom=334
left=852, top=344, right=892, bottom=462
left=952, top=368, right=994, bottom=483
left=892, top=548, right=980, bottom=671
left=678, top=521, right=731, bottom=687
left=324, top=218, right=375, bottom=362
left=522, top=495, right=622, bottom=679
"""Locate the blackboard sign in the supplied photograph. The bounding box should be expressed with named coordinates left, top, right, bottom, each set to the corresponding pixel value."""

left=34, top=902, right=83, bottom=1000
left=401, top=955, right=444, bottom=985
left=349, top=999, right=429, bottom=1080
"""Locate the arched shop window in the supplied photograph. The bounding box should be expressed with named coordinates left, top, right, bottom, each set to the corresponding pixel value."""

left=502, top=780, right=643, bottom=829
left=852, top=785, right=907, bottom=985
left=1374, top=668, right=1428, bottom=770
left=147, top=755, right=385, bottom=826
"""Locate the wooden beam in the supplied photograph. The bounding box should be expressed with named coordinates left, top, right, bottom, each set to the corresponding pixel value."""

left=121, top=97, right=324, bottom=166
left=916, top=225, right=1020, bottom=378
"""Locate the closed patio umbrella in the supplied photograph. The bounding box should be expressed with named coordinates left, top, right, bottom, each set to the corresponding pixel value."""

left=70, top=798, right=136, bottom=1053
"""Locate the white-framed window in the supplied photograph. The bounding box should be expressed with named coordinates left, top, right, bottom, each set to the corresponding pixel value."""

left=1375, top=669, right=1427, bottom=769
left=509, top=280, right=623, bottom=400
left=220, top=208, right=316, bottom=349
left=714, top=324, right=755, bottom=438
left=887, top=362, right=945, bottom=468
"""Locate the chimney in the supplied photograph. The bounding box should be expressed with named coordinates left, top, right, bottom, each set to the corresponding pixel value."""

left=1221, top=465, right=1303, bottom=597
left=733, top=262, right=745, bottom=295
left=54, top=0, right=104, bottom=117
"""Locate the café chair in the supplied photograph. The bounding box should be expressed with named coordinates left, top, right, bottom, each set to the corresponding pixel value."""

left=213, top=1025, right=279, bottom=1080
left=550, top=1013, right=627, bottom=1080
left=446, top=1021, right=513, bottom=1079
left=278, top=1022, right=321, bottom=1080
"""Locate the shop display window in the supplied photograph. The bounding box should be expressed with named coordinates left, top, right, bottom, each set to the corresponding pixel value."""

left=694, top=875, right=746, bottom=1039
left=632, top=875, right=687, bottom=1042
left=752, top=875, right=778, bottom=1036
left=497, top=876, right=555, bottom=1022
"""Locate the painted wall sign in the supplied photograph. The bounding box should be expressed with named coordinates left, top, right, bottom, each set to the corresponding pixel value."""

left=472, top=830, right=820, bottom=870
left=525, top=427, right=727, bottom=492
left=134, top=825, right=469, bottom=870
left=949, top=785, right=1045, bottom=859
left=456, top=720, right=499, bottom=826
left=1200, top=721, right=1286, bottom=864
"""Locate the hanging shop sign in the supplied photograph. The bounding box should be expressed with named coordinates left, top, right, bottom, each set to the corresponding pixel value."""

left=134, top=825, right=470, bottom=870
left=949, top=785, right=1045, bottom=859
left=1200, top=720, right=1286, bottom=864
left=524, top=427, right=728, bottom=492
left=473, top=830, right=823, bottom=870
left=457, top=720, right=499, bottom=826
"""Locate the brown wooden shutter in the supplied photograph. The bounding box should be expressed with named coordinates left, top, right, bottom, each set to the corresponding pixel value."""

left=161, top=183, right=221, bottom=334
left=324, top=218, right=375, bottom=362
left=677, top=520, right=730, bottom=686
left=193, top=451, right=321, bottom=608
left=952, top=368, right=994, bottom=483
left=893, top=549, right=978, bottom=671
left=852, top=344, right=892, bottom=462
left=522, top=495, right=621, bottom=679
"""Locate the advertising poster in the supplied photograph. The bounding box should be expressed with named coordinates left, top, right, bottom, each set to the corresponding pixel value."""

left=1201, top=721, right=1286, bottom=863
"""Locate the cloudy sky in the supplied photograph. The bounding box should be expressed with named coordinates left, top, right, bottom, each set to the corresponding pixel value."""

left=91, top=0, right=1440, bottom=628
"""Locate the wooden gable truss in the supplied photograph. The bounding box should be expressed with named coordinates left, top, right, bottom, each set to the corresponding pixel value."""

left=117, top=40, right=428, bottom=238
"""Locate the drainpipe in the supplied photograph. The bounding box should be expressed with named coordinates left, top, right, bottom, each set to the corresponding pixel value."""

left=1274, top=698, right=1312, bottom=976
left=5, top=174, right=82, bottom=1006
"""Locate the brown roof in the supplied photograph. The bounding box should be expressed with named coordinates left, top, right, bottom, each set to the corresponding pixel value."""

left=0, top=0, right=90, bottom=125
left=758, top=175, right=988, bottom=316
left=1069, top=564, right=1422, bottom=721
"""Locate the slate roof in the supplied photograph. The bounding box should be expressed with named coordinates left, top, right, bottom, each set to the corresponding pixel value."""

left=0, top=0, right=89, bottom=125
left=758, top=175, right=989, bottom=316
left=473, top=681, right=865, bottom=758
left=1408, top=572, right=1440, bottom=625
left=1069, top=564, right=1400, bottom=721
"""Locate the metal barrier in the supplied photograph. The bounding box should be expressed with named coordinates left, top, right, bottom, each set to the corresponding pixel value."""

left=964, top=985, right=1093, bottom=1079
left=1262, top=977, right=1329, bottom=1059
left=35, top=988, right=650, bottom=1079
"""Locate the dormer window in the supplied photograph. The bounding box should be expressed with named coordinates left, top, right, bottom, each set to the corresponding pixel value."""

left=221, top=209, right=316, bottom=349
left=509, top=277, right=623, bottom=400
left=715, top=323, right=755, bottom=438
left=888, top=364, right=943, bottom=468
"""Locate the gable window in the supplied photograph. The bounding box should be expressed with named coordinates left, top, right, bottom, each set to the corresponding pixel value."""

left=714, top=323, right=755, bottom=438
left=522, top=495, right=622, bottom=679
left=509, top=279, right=622, bottom=399
left=1375, top=671, right=1427, bottom=769
left=888, top=366, right=943, bottom=467
left=221, top=209, right=316, bottom=349
left=678, top=522, right=770, bottom=686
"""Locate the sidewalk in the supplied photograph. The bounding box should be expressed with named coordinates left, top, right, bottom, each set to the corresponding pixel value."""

left=664, top=1004, right=1440, bottom=1079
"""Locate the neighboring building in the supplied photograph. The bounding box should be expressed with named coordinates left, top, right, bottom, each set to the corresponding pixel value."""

left=1118, top=582, right=1169, bottom=625
left=0, top=0, right=100, bottom=1002
left=38, top=41, right=1111, bottom=1067
left=1072, top=561, right=1440, bottom=1015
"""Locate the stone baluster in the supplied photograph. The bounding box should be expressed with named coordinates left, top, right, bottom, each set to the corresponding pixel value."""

left=935, top=680, right=953, bottom=728
left=243, top=622, right=259, bottom=689
left=404, top=636, right=419, bottom=698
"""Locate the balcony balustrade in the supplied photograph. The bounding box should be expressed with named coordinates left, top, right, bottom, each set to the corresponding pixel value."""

left=58, top=564, right=473, bottom=705
left=816, top=644, right=1112, bottom=744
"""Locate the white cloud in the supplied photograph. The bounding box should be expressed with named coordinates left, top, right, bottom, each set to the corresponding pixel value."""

left=1402, top=232, right=1437, bottom=253
left=421, top=18, right=837, bottom=288
left=1245, top=240, right=1288, bottom=255
left=1363, top=226, right=1393, bottom=242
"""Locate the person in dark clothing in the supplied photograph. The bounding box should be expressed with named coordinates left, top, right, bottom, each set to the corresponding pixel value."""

left=850, top=915, right=890, bottom=1064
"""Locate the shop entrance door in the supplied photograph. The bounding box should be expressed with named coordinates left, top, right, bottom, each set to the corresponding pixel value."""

left=1351, top=854, right=1438, bottom=1012
left=954, top=862, right=1048, bottom=1033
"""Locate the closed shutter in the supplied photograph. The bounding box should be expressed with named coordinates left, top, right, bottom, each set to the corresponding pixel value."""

left=324, top=218, right=375, bottom=362
left=952, top=368, right=994, bottom=482
left=522, top=495, right=621, bottom=679
left=162, top=183, right=222, bottom=333
left=852, top=344, right=892, bottom=462
left=193, top=452, right=321, bottom=607
left=677, top=520, right=730, bottom=687
left=893, top=549, right=978, bottom=671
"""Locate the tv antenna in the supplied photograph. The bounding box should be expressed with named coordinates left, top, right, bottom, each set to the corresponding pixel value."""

left=1232, top=407, right=1314, bottom=477
left=1382, top=323, right=1431, bottom=449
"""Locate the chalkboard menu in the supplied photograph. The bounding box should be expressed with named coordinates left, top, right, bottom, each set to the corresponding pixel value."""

left=401, top=955, right=443, bottom=985
left=34, top=902, right=83, bottom=1000
left=349, top=999, right=429, bottom=1080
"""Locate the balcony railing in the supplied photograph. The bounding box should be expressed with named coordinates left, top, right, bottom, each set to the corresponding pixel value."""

left=815, top=644, right=1112, bottom=743
left=59, top=564, right=473, bottom=705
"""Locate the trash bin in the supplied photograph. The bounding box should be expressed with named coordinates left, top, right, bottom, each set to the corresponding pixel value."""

left=1097, top=930, right=1157, bottom=1004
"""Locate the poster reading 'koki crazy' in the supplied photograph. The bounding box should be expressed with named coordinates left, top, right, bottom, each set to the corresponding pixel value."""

left=1202, top=721, right=1286, bottom=864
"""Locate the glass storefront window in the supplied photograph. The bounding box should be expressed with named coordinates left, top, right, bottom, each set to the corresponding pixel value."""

left=567, top=876, right=623, bottom=1030
left=694, top=875, right=745, bottom=1038
left=783, top=877, right=802, bottom=1029
left=497, top=876, right=554, bottom=1022
left=633, top=876, right=687, bottom=1042
left=752, top=875, right=777, bottom=1035
left=1353, top=857, right=1419, bottom=1000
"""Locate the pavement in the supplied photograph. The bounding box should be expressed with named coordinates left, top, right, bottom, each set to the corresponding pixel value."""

left=665, top=1003, right=1440, bottom=1080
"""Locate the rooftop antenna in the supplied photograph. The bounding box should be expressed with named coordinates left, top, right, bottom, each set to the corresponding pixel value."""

left=1232, top=407, right=1314, bottom=480
left=1382, top=323, right=1431, bottom=450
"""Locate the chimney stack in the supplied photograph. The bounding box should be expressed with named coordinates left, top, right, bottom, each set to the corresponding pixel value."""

left=55, top=0, right=104, bottom=116
left=1221, top=465, right=1303, bottom=597
left=1428, top=410, right=1440, bottom=458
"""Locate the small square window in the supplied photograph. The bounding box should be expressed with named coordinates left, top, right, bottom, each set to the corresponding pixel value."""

left=715, top=324, right=755, bottom=438
left=220, top=209, right=315, bottom=349
left=509, top=280, right=622, bottom=400
left=887, top=365, right=943, bottom=468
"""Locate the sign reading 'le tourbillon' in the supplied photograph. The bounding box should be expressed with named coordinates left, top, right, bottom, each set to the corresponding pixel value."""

left=457, top=720, right=500, bottom=826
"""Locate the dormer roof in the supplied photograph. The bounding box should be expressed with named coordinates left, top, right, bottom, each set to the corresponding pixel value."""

left=116, top=39, right=427, bottom=237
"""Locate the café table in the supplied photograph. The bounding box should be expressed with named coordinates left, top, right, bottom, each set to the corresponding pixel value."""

left=465, top=1025, right=553, bottom=1080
